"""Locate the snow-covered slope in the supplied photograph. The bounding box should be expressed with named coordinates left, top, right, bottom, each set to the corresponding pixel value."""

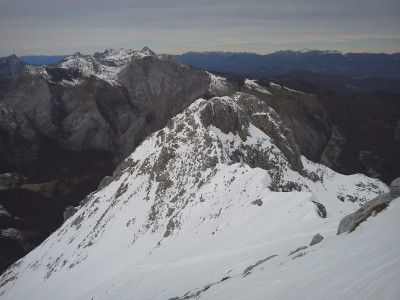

left=0, top=93, right=390, bottom=300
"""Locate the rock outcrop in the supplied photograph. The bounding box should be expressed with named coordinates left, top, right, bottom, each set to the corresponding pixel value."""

left=0, top=55, right=25, bottom=77
left=389, top=177, right=400, bottom=198
left=310, top=234, right=324, bottom=246
left=337, top=177, right=400, bottom=234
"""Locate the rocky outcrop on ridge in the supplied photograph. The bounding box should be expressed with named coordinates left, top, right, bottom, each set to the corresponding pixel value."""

left=0, top=55, right=25, bottom=77
left=337, top=177, right=400, bottom=234
left=310, top=233, right=324, bottom=246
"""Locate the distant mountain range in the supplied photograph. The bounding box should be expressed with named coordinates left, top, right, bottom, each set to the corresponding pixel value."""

left=19, top=55, right=67, bottom=65
left=172, top=50, right=400, bottom=95
left=20, top=49, right=400, bottom=80
left=173, top=50, right=400, bottom=79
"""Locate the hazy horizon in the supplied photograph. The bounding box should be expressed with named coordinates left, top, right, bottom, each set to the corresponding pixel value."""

left=1, top=0, right=399, bottom=56
left=9, top=47, right=400, bottom=58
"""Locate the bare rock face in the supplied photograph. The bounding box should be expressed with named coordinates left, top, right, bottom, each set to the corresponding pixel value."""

left=199, top=93, right=303, bottom=173
left=0, top=55, right=25, bottom=77
left=320, top=126, right=346, bottom=168
left=0, top=48, right=213, bottom=274
left=251, top=82, right=333, bottom=164
left=310, top=234, right=324, bottom=246
left=337, top=193, right=392, bottom=234
left=390, top=177, right=400, bottom=198
left=0, top=49, right=213, bottom=176
left=337, top=177, right=400, bottom=234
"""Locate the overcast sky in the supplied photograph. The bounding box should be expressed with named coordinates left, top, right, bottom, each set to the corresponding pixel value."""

left=1, top=0, right=399, bottom=56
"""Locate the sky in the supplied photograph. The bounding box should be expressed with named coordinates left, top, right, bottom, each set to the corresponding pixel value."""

left=1, top=0, right=399, bottom=56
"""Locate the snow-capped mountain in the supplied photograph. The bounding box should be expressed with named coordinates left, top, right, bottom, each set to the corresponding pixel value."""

left=0, top=92, right=392, bottom=300
left=0, top=47, right=212, bottom=274
left=26, top=47, right=161, bottom=85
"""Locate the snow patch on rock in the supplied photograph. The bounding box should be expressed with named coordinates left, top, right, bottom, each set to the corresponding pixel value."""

left=245, top=79, right=272, bottom=94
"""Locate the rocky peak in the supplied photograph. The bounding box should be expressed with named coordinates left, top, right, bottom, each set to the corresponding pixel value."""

left=141, top=46, right=156, bottom=56
left=39, top=47, right=173, bottom=85
left=0, top=54, right=25, bottom=77
left=199, top=92, right=303, bottom=172
left=0, top=90, right=388, bottom=299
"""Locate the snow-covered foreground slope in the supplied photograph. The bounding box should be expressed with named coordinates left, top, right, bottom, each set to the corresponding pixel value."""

left=197, top=198, right=400, bottom=300
left=0, top=93, right=391, bottom=300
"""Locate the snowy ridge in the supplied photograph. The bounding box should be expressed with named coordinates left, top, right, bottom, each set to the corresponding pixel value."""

left=244, top=79, right=272, bottom=94
left=298, top=49, right=345, bottom=55
left=207, top=72, right=230, bottom=94
left=0, top=204, right=10, bottom=217
left=0, top=93, right=390, bottom=300
left=26, top=47, right=160, bottom=86
left=269, top=81, right=305, bottom=94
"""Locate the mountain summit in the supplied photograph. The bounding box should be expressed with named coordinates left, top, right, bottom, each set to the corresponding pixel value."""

left=141, top=46, right=156, bottom=56
left=0, top=92, right=391, bottom=300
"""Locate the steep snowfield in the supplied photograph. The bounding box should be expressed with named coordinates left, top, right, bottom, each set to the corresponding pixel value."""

left=0, top=93, right=391, bottom=300
left=244, top=79, right=272, bottom=94
left=199, top=198, right=400, bottom=300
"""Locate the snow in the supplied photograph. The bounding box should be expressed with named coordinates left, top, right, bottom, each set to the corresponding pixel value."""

left=269, top=81, right=305, bottom=94
left=207, top=72, right=229, bottom=94
left=201, top=198, right=400, bottom=300
left=32, top=48, right=160, bottom=86
left=244, top=79, right=272, bottom=95
left=298, top=49, right=345, bottom=55
left=0, top=228, right=21, bottom=239
left=0, top=205, right=10, bottom=217
left=0, top=95, right=394, bottom=300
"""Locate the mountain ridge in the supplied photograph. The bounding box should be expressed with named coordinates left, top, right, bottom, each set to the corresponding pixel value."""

left=0, top=47, right=399, bottom=276
left=173, top=50, right=400, bottom=80
left=0, top=92, right=390, bottom=299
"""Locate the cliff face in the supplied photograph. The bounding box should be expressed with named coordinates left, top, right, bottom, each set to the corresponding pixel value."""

left=0, top=48, right=212, bottom=274
left=0, top=55, right=25, bottom=77
left=0, top=49, right=211, bottom=175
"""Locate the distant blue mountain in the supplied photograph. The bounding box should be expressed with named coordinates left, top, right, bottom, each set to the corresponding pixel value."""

left=173, top=50, right=400, bottom=80
left=20, top=55, right=67, bottom=65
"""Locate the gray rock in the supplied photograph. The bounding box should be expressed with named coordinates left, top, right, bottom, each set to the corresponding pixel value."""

left=63, top=206, right=78, bottom=221
left=389, top=177, right=400, bottom=198
left=310, top=234, right=324, bottom=246
left=0, top=54, right=25, bottom=77
left=242, top=255, right=277, bottom=276
left=251, top=199, right=263, bottom=206
left=289, top=246, right=308, bottom=256
left=312, top=201, right=327, bottom=218
left=337, top=192, right=392, bottom=234
left=337, top=177, right=400, bottom=235
left=200, top=93, right=303, bottom=173
left=320, top=126, right=346, bottom=168
left=0, top=173, right=27, bottom=189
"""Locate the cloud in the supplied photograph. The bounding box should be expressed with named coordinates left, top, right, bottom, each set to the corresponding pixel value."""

left=0, top=0, right=399, bottom=55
